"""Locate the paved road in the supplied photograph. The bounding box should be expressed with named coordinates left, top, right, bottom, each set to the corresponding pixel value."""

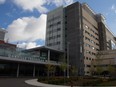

left=0, top=78, right=40, bottom=87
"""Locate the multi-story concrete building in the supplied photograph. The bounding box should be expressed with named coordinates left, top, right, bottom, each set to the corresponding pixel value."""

left=46, top=2, right=116, bottom=76
left=93, top=50, right=116, bottom=76
left=45, top=6, right=65, bottom=51
left=94, top=50, right=116, bottom=66
left=96, top=14, right=116, bottom=50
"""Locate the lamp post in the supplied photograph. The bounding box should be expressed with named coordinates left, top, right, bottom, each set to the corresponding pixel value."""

left=67, top=42, right=70, bottom=78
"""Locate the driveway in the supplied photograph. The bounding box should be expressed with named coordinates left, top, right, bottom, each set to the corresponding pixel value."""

left=0, top=78, right=39, bottom=87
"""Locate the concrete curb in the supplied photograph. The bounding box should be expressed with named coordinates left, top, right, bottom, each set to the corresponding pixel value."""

left=25, top=79, right=70, bottom=87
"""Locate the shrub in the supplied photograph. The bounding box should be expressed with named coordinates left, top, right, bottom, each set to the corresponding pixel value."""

left=38, top=77, right=47, bottom=82
left=38, top=76, right=104, bottom=86
left=82, top=79, right=102, bottom=86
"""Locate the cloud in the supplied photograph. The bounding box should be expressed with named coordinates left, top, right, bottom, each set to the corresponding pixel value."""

left=6, top=13, right=13, bottom=17
left=111, top=4, right=116, bottom=13
left=13, top=0, right=74, bottom=13
left=17, top=42, right=41, bottom=49
left=0, top=0, right=5, bottom=4
left=47, top=0, right=73, bottom=7
left=13, top=0, right=48, bottom=13
left=111, top=4, right=115, bottom=10
left=5, top=14, right=47, bottom=42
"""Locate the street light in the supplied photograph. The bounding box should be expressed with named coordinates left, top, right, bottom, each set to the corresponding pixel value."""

left=67, top=42, right=70, bottom=78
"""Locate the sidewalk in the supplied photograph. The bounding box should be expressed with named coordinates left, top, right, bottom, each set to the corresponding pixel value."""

left=25, top=79, right=70, bottom=87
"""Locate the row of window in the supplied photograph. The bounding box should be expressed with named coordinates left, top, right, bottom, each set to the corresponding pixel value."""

left=85, top=71, right=90, bottom=74
left=86, top=65, right=91, bottom=67
left=48, top=21, right=61, bottom=28
left=48, top=28, right=61, bottom=34
left=47, top=41, right=60, bottom=46
left=83, top=17, right=98, bottom=31
left=47, top=35, right=61, bottom=40
left=84, top=64, right=98, bottom=68
left=85, top=43, right=99, bottom=51
left=48, top=16, right=61, bottom=22
left=84, top=24, right=98, bottom=36
left=85, top=37, right=99, bottom=46
left=85, top=30, right=99, bottom=41
left=85, top=56, right=94, bottom=61
left=85, top=50, right=96, bottom=56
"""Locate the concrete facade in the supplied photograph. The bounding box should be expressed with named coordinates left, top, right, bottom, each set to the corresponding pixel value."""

left=95, top=50, right=116, bottom=65
left=65, top=2, right=83, bottom=75
left=82, top=3, right=100, bottom=75
left=45, top=2, right=116, bottom=76
left=45, top=6, right=65, bottom=51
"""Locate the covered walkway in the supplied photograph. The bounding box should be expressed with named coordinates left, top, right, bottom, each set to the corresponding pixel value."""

left=0, top=46, right=64, bottom=77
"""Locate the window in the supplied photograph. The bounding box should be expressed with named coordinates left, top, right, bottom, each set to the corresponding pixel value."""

left=86, top=65, right=91, bottom=67
left=85, top=24, right=89, bottom=29
left=49, top=43, right=52, bottom=46
left=57, top=35, right=61, bottom=38
left=90, top=40, right=94, bottom=43
left=92, top=46, right=95, bottom=50
left=57, top=21, right=61, bottom=25
left=85, top=37, right=87, bottom=40
left=56, top=42, right=60, bottom=45
left=85, top=43, right=87, bottom=47
left=49, top=31, right=52, bottom=34
left=92, top=52, right=95, bottom=56
left=57, top=28, right=61, bottom=31
left=49, top=24, right=53, bottom=28
left=89, top=51, right=91, bottom=55
left=86, top=57, right=88, bottom=60
left=111, top=40, right=116, bottom=49
left=96, top=43, right=99, bottom=46
left=86, top=50, right=89, bottom=54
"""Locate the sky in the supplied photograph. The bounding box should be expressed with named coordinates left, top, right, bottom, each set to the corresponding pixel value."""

left=0, top=0, right=116, bottom=49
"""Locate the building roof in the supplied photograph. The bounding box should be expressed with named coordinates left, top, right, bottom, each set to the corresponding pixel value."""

left=0, top=28, right=7, bottom=33
left=82, top=3, right=115, bottom=37
left=25, top=46, right=64, bottom=53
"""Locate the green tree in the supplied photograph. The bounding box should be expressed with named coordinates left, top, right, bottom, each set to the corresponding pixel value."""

left=96, top=66, right=103, bottom=76
left=59, top=55, right=67, bottom=84
left=50, top=65, right=56, bottom=76
left=45, top=64, right=56, bottom=78
left=60, top=61, right=67, bottom=78
left=95, top=52, right=104, bottom=76
left=60, top=62, right=67, bottom=85
left=59, top=55, right=67, bottom=77
left=70, top=66, right=78, bottom=76
left=107, top=61, right=116, bottom=76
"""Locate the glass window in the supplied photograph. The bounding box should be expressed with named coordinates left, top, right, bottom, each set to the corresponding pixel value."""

left=85, top=24, right=89, bottom=29
left=57, top=28, right=61, bottom=31
left=111, top=40, right=116, bottom=49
